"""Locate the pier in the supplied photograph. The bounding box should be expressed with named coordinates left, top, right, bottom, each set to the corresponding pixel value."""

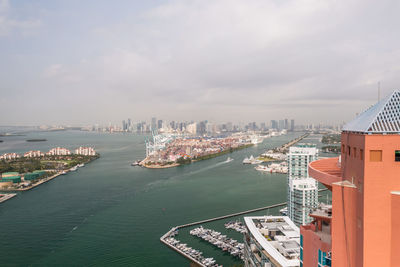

left=277, top=133, right=310, bottom=153
left=176, top=202, right=286, bottom=229
left=160, top=202, right=287, bottom=267
left=0, top=193, right=16, bottom=203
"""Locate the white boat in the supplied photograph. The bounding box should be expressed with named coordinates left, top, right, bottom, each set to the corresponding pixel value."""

left=242, top=157, right=251, bottom=164
left=70, top=166, right=78, bottom=171
left=280, top=207, right=288, bottom=216
left=77, top=163, right=84, bottom=167
left=243, top=155, right=254, bottom=164
left=255, top=165, right=272, bottom=172
left=131, top=160, right=142, bottom=166
left=250, top=135, right=263, bottom=145
left=225, top=157, right=233, bottom=163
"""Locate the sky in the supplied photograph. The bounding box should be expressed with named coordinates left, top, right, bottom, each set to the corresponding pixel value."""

left=1, top=0, right=400, bottom=126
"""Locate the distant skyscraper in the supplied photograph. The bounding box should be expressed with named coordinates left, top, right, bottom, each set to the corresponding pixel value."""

left=290, top=119, right=295, bottom=131
left=157, top=119, right=163, bottom=129
left=287, top=144, right=319, bottom=226
left=128, top=118, right=132, bottom=131
left=226, top=122, right=233, bottom=132
left=284, top=118, right=289, bottom=129
left=279, top=120, right=285, bottom=130
left=151, top=117, right=157, bottom=131
left=271, top=120, right=278, bottom=129
left=170, top=121, right=175, bottom=130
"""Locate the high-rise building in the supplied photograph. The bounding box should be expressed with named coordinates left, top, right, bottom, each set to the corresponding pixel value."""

left=301, top=90, right=400, bottom=267
left=151, top=117, right=157, bottom=130
left=287, top=144, right=319, bottom=226
left=127, top=118, right=132, bottom=130
left=291, top=119, right=295, bottom=131
left=157, top=119, right=163, bottom=130
left=279, top=120, right=287, bottom=130
left=285, top=118, right=289, bottom=129
left=271, top=120, right=278, bottom=129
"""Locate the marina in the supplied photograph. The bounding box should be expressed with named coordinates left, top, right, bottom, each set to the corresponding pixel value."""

left=161, top=229, right=221, bottom=267
left=160, top=202, right=287, bottom=266
left=190, top=226, right=244, bottom=258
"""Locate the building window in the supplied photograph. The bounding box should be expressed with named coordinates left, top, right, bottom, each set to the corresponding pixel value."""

left=353, top=147, right=357, bottom=158
left=360, top=149, right=364, bottom=160
left=342, top=144, right=345, bottom=154
left=370, top=150, right=382, bottom=162
left=396, top=151, right=400, bottom=162
left=347, top=146, right=351, bottom=156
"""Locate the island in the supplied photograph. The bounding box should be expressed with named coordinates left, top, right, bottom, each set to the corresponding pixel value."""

left=141, top=134, right=254, bottom=168
left=26, top=139, right=47, bottom=142
left=321, top=134, right=341, bottom=144
left=0, top=147, right=99, bottom=192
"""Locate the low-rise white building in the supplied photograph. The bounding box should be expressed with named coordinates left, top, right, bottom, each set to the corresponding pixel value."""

left=243, top=216, right=300, bottom=267
left=74, top=147, right=96, bottom=156
left=47, top=147, right=71, bottom=156
left=24, top=150, right=44, bottom=158
left=0, top=153, right=20, bottom=160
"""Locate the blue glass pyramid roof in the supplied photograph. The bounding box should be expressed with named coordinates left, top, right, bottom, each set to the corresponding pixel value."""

left=343, top=90, right=400, bottom=133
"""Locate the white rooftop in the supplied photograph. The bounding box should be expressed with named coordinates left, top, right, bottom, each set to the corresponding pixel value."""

left=343, top=90, right=400, bottom=134
left=244, top=216, right=300, bottom=267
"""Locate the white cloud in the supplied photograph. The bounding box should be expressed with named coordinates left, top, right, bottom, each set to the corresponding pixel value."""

left=3, top=0, right=400, bottom=124
left=0, top=0, right=41, bottom=36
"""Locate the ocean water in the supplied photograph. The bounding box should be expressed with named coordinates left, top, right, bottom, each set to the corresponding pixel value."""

left=0, top=131, right=332, bottom=266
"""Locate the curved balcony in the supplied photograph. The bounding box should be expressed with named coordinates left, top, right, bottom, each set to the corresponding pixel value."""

left=308, top=157, right=342, bottom=190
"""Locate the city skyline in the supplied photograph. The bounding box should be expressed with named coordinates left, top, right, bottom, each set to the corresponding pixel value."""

left=1, top=0, right=399, bottom=125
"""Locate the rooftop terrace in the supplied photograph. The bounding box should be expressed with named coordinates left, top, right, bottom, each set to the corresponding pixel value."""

left=244, top=216, right=300, bottom=267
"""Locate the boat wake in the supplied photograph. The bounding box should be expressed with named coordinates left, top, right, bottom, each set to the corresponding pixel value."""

left=144, top=158, right=234, bottom=189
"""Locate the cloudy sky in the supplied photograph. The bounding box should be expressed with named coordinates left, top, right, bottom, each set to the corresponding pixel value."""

left=1, top=0, right=399, bottom=126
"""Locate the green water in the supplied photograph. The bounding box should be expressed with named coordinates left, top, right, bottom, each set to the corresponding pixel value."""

left=0, top=131, right=331, bottom=266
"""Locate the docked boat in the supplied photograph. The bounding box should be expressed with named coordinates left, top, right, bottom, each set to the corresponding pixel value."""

left=243, top=155, right=254, bottom=164
left=255, top=165, right=272, bottom=172
left=70, top=166, right=78, bottom=171
left=77, top=163, right=84, bottom=167
left=279, top=207, right=288, bottom=216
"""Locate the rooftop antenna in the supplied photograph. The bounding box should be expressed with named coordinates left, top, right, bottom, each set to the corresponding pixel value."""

left=378, top=81, right=381, bottom=102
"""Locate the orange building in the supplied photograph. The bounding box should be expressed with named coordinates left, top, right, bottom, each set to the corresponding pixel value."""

left=301, top=90, right=400, bottom=267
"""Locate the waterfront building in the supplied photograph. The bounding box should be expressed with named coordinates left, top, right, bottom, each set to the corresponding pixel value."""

left=0, top=153, right=20, bottom=160
left=302, top=90, right=400, bottom=267
left=24, top=150, right=44, bottom=158
left=243, top=216, right=300, bottom=267
left=290, top=120, right=295, bottom=132
left=47, top=147, right=71, bottom=156
left=0, top=153, right=19, bottom=160
left=74, top=147, right=96, bottom=156
left=287, top=144, right=318, bottom=226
